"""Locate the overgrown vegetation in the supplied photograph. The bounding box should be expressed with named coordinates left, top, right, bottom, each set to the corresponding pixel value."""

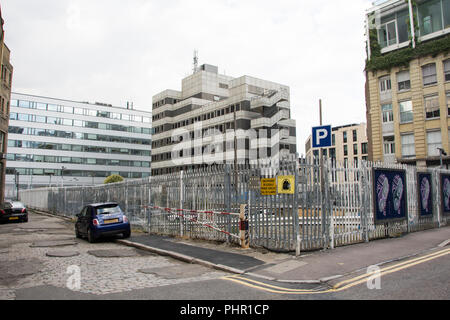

left=104, top=174, right=124, bottom=184
left=366, top=34, right=450, bottom=72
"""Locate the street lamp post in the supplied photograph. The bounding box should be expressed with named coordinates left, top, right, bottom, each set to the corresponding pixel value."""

left=438, top=148, right=447, bottom=168
left=61, top=166, right=66, bottom=187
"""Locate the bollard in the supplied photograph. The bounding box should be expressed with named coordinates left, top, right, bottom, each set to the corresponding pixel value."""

left=240, top=204, right=249, bottom=249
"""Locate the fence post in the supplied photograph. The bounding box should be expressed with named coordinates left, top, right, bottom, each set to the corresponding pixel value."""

left=324, top=158, right=334, bottom=249
left=434, top=169, right=442, bottom=228
left=224, top=165, right=232, bottom=244
left=294, top=155, right=301, bottom=256
left=240, top=203, right=250, bottom=249
left=361, top=161, right=370, bottom=243
left=180, top=170, right=184, bottom=238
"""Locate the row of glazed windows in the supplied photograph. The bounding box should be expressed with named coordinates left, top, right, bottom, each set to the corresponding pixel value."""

left=10, top=112, right=152, bottom=135
left=8, top=126, right=151, bottom=146
left=11, top=99, right=151, bottom=123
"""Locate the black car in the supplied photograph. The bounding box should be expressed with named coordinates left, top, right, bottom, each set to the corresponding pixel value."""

left=0, top=201, right=28, bottom=223
left=75, top=202, right=131, bottom=243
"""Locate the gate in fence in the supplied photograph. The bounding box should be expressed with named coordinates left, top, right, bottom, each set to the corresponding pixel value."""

left=19, top=157, right=450, bottom=254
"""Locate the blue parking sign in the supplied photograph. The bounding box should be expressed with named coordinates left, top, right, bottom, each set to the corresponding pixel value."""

left=312, top=125, right=332, bottom=148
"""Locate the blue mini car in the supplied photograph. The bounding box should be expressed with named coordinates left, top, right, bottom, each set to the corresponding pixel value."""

left=75, top=202, right=131, bottom=243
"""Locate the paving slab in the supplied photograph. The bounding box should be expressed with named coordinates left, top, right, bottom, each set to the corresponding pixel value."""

left=138, top=264, right=210, bottom=279
left=87, top=248, right=140, bottom=258
left=30, top=240, right=78, bottom=248
left=46, top=250, right=80, bottom=257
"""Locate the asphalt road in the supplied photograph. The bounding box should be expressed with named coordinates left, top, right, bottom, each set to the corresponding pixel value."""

left=1, top=211, right=448, bottom=306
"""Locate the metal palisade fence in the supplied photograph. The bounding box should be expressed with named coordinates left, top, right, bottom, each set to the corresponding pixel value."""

left=19, top=157, right=450, bottom=254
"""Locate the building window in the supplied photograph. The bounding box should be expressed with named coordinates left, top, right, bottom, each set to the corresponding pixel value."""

left=447, top=92, right=450, bottom=116
left=444, top=60, right=450, bottom=82
left=424, top=95, right=440, bottom=119
left=422, top=63, right=437, bottom=86
left=379, top=76, right=391, bottom=93
left=0, top=131, right=4, bottom=153
left=401, top=133, right=415, bottom=158
left=329, top=148, right=336, bottom=159
left=397, top=70, right=411, bottom=91
left=352, top=130, right=357, bottom=142
left=343, top=131, right=347, bottom=143
left=378, top=20, right=397, bottom=48
left=361, top=142, right=368, bottom=154
left=377, top=9, right=409, bottom=48
left=427, top=130, right=442, bottom=156
left=332, top=134, right=335, bottom=146
left=418, top=0, right=444, bottom=36
left=344, top=145, right=348, bottom=156
left=382, top=104, right=394, bottom=123
left=383, top=136, right=395, bottom=155
left=399, top=100, right=413, bottom=123
left=353, top=143, right=358, bottom=155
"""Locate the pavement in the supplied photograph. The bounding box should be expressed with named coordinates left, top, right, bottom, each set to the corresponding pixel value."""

left=29, top=208, right=450, bottom=285
left=117, top=225, right=450, bottom=284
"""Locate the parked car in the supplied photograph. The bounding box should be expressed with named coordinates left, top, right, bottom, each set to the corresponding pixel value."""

left=0, top=201, right=28, bottom=223
left=75, top=202, right=131, bottom=243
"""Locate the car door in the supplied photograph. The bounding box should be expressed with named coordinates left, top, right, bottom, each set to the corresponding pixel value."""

left=79, top=206, right=90, bottom=235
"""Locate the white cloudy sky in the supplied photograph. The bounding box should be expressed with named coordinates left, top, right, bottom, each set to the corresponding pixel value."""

left=1, top=0, right=374, bottom=155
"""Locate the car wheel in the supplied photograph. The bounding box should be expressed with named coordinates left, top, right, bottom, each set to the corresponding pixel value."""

left=123, top=230, right=131, bottom=239
left=22, top=217, right=28, bottom=223
left=87, top=228, right=96, bottom=243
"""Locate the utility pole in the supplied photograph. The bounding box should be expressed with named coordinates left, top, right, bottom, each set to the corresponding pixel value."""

left=319, top=99, right=329, bottom=249
left=438, top=148, right=447, bottom=168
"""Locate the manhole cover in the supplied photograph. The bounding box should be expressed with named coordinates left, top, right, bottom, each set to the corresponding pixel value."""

left=30, top=240, right=78, bottom=248
left=87, top=249, right=139, bottom=258
left=46, top=250, right=80, bottom=257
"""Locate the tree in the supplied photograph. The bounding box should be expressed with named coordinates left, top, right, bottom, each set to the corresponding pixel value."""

left=103, top=174, right=124, bottom=184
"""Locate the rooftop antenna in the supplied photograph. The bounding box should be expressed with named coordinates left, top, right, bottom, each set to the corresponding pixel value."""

left=193, top=50, right=198, bottom=74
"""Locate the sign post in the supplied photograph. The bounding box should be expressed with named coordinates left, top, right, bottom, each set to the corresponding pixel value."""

left=312, top=100, right=333, bottom=249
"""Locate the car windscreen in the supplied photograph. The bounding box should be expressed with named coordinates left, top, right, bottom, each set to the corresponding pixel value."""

left=0, top=202, right=12, bottom=209
left=96, top=205, right=122, bottom=215
left=11, top=202, right=25, bottom=208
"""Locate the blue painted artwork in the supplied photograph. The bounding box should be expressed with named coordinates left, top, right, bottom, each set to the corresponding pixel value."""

left=440, top=174, right=450, bottom=215
left=373, top=168, right=407, bottom=223
left=417, top=173, right=433, bottom=217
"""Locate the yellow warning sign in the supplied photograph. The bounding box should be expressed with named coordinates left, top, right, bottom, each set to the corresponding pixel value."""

left=260, top=178, right=277, bottom=196
left=277, top=175, right=295, bottom=194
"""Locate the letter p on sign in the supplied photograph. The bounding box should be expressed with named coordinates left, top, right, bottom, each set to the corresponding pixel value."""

left=312, top=125, right=332, bottom=148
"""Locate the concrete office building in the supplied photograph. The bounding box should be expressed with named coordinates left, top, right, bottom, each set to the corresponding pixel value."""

left=6, top=93, right=151, bottom=198
left=305, top=123, right=369, bottom=166
left=151, top=63, right=297, bottom=175
left=365, top=0, right=450, bottom=167
left=0, top=6, right=13, bottom=202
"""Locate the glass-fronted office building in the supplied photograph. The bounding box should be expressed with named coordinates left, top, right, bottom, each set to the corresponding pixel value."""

left=5, top=92, right=152, bottom=199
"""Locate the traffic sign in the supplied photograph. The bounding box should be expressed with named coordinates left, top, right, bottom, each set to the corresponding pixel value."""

left=312, top=125, right=332, bottom=148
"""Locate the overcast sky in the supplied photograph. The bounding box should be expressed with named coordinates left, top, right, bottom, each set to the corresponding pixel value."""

left=1, top=0, right=374, bottom=155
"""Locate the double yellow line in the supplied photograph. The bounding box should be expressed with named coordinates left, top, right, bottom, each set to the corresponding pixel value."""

left=221, top=247, right=450, bottom=295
